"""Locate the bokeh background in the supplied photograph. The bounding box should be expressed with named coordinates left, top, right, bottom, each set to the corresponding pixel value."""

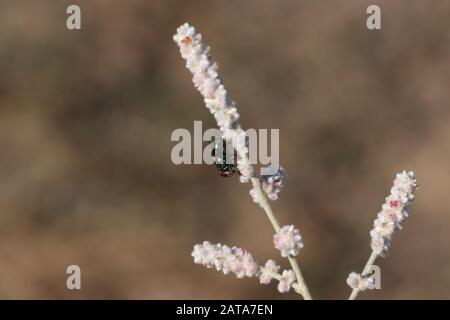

left=0, top=0, right=449, bottom=299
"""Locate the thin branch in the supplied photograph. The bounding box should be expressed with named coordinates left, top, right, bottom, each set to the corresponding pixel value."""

left=260, top=267, right=303, bottom=295
left=349, top=251, right=378, bottom=300
left=251, top=177, right=312, bottom=300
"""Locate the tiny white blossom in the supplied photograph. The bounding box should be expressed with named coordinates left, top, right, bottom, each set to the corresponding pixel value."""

left=277, top=270, right=296, bottom=293
left=273, top=225, right=304, bottom=257
left=259, top=259, right=280, bottom=285
left=249, top=188, right=263, bottom=207
left=191, top=241, right=218, bottom=267
left=346, top=272, right=375, bottom=291
left=261, top=167, right=287, bottom=200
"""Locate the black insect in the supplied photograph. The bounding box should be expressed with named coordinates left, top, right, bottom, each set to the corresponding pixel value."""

left=211, top=137, right=237, bottom=177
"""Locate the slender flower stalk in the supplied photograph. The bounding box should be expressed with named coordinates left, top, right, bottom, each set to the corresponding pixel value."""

left=174, top=23, right=312, bottom=299
left=348, top=171, right=418, bottom=300
left=348, top=252, right=378, bottom=300
left=260, top=267, right=303, bottom=294
left=250, top=177, right=312, bottom=299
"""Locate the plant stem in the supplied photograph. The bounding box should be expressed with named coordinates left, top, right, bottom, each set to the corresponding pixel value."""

left=287, top=256, right=311, bottom=300
left=250, top=177, right=312, bottom=300
left=349, top=250, right=378, bottom=300
left=260, top=267, right=302, bottom=295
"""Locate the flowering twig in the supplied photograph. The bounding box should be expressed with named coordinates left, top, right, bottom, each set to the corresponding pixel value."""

left=173, top=23, right=312, bottom=299
left=347, top=171, right=418, bottom=300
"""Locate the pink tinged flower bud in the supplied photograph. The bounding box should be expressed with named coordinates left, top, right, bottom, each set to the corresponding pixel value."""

left=370, top=171, right=418, bottom=257
left=259, top=259, right=280, bottom=285
left=273, top=225, right=304, bottom=257
left=277, top=270, right=296, bottom=293
left=261, top=167, right=287, bottom=201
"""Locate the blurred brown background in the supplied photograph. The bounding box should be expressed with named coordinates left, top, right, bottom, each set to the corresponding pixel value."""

left=0, top=0, right=449, bottom=299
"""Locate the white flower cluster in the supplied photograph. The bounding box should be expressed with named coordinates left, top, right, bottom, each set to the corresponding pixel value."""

left=273, top=225, right=304, bottom=257
left=346, top=272, right=375, bottom=291
left=370, top=171, right=418, bottom=256
left=192, top=243, right=298, bottom=293
left=259, top=259, right=280, bottom=285
left=277, top=270, right=297, bottom=293
left=173, top=24, right=239, bottom=132
left=192, top=241, right=259, bottom=278
left=261, top=167, right=287, bottom=200
left=173, top=23, right=253, bottom=183
left=224, top=130, right=254, bottom=183
left=259, top=260, right=297, bottom=293
left=249, top=167, right=287, bottom=207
